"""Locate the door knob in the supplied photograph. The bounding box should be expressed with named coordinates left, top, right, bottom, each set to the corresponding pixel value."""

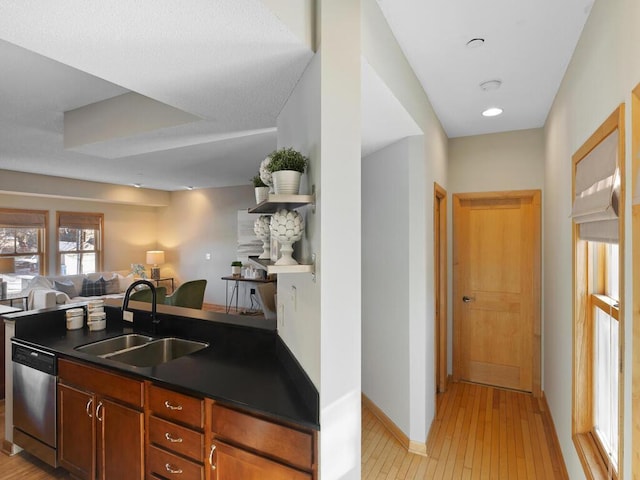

left=462, top=296, right=474, bottom=303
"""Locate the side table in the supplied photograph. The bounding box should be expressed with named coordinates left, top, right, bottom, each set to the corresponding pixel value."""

left=221, top=276, right=276, bottom=314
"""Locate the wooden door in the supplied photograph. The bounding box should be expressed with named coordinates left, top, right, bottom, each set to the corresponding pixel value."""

left=58, top=384, right=95, bottom=480
left=453, top=190, right=541, bottom=394
left=213, top=441, right=312, bottom=480
left=97, top=397, right=144, bottom=480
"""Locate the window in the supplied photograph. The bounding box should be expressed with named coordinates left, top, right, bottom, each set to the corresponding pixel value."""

left=591, top=244, right=619, bottom=471
left=0, top=209, right=48, bottom=290
left=571, top=106, right=624, bottom=479
left=57, top=212, right=103, bottom=275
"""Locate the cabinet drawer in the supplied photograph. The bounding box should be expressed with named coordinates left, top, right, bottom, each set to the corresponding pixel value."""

left=149, top=415, right=204, bottom=462
left=148, top=385, right=204, bottom=429
left=59, top=359, right=143, bottom=408
left=147, top=444, right=204, bottom=480
left=211, top=404, right=313, bottom=471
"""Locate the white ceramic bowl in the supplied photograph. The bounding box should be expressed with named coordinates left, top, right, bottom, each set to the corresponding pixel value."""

left=66, top=315, right=84, bottom=330
left=87, top=318, right=106, bottom=331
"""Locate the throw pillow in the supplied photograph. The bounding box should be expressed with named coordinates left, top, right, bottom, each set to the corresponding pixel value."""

left=54, top=280, right=78, bottom=299
left=118, top=273, right=135, bottom=292
left=80, top=277, right=106, bottom=297
left=101, top=276, right=120, bottom=295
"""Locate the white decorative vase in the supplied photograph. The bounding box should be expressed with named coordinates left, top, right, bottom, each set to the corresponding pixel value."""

left=253, top=215, right=271, bottom=259
left=271, top=209, right=304, bottom=265
left=259, top=157, right=274, bottom=193
left=272, top=170, right=302, bottom=195
left=255, top=187, right=269, bottom=204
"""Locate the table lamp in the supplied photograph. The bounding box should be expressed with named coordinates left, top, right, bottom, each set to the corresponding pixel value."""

left=146, top=251, right=165, bottom=280
left=0, top=257, right=15, bottom=297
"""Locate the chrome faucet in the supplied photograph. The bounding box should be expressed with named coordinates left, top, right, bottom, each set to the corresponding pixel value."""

left=122, top=280, right=159, bottom=334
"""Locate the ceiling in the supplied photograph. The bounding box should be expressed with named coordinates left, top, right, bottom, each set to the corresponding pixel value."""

left=377, top=0, right=595, bottom=138
left=0, top=1, right=594, bottom=191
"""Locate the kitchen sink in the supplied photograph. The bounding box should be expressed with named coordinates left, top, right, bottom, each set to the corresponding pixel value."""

left=104, top=337, right=209, bottom=367
left=75, top=334, right=154, bottom=356
left=75, top=335, right=208, bottom=367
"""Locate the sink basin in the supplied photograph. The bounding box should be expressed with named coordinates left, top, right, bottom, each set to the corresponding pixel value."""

left=75, top=334, right=154, bottom=356
left=103, top=337, right=209, bottom=367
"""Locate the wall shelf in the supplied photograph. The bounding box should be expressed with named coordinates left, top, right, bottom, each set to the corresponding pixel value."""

left=248, top=193, right=315, bottom=214
left=248, top=256, right=315, bottom=275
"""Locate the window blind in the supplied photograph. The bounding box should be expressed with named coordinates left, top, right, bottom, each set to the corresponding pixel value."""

left=0, top=209, right=46, bottom=228
left=571, top=130, right=620, bottom=243
left=58, top=212, right=102, bottom=230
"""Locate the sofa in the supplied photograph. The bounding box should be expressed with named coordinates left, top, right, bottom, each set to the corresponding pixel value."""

left=22, top=271, right=135, bottom=310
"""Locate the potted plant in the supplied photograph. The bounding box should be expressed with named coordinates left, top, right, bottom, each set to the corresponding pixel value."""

left=251, top=175, right=269, bottom=204
left=267, top=147, right=308, bottom=194
left=231, top=261, right=243, bottom=278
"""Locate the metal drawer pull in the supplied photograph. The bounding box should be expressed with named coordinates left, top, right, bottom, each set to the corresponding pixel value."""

left=96, top=401, right=104, bottom=422
left=165, top=432, right=183, bottom=443
left=164, top=400, right=183, bottom=411
left=209, top=444, right=217, bottom=470
left=86, top=399, right=93, bottom=418
left=165, top=463, right=183, bottom=474
left=462, top=296, right=474, bottom=303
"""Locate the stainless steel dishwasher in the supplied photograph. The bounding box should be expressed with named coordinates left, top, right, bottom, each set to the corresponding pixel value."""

left=12, top=339, right=58, bottom=467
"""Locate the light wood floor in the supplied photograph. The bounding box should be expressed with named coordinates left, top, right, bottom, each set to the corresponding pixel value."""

left=0, top=402, right=70, bottom=479
left=363, top=382, right=568, bottom=479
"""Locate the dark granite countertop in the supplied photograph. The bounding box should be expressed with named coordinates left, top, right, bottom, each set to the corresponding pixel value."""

left=5, top=301, right=319, bottom=430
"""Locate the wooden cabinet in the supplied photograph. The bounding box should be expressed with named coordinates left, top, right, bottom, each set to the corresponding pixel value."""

left=56, top=360, right=317, bottom=480
left=145, top=384, right=206, bottom=479
left=209, top=402, right=316, bottom=479
left=57, top=359, right=144, bottom=480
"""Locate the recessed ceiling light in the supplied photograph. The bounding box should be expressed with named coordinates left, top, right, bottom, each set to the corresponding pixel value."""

left=133, top=183, right=142, bottom=188
left=480, top=79, right=502, bottom=91
left=482, top=107, right=503, bottom=117
left=466, top=38, right=485, bottom=49
left=186, top=186, right=195, bottom=191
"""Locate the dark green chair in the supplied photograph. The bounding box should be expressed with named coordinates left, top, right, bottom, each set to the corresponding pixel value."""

left=165, top=279, right=207, bottom=309
left=129, top=286, right=167, bottom=304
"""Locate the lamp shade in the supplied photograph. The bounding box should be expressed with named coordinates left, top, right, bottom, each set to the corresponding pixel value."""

left=146, top=250, right=165, bottom=266
left=0, top=257, right=15, bottom=274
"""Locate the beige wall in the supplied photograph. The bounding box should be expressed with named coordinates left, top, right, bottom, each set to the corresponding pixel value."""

left=0, top=192, right=158, bottom=275
left=543, top=0, right=640, bottom=477
left=157, top=186, right=255, bottom=306
left=448, top=128, right=544, bottom=193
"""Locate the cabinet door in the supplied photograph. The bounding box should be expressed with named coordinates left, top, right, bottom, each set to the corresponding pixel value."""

left=97, top=397, right=144, bottom=480
left=58, top=384, right=96, bottom=480
left=212, top=441, right=312, bottom=480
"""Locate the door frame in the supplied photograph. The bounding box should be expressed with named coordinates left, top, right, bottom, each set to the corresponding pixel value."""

left=452, top=190, right=541, bottom=397
left=434, top=183, right=447, bottom=394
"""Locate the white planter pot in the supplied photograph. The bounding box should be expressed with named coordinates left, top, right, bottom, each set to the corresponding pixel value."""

left=255, top=187, right=269, bottom=204
left=272, top=170, right=302, bottom=195
left=231, top=266, right=241, bottom=277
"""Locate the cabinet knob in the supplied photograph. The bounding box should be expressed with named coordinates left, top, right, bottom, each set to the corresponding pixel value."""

left=165, top=463, right=183, bottom=474
left=209, top=444, right=217, bottom=470
left=164, top=400, right=183, bottom=411
left=165, top=432, right=183, bottom=443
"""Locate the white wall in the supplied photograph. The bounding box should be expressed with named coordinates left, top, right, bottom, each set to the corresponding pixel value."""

left=277, top=1, right=362, bottom=478
left=0, top=192, right=158, bottom=274
left=157, top=185, right=255, bottom=306
left=361, top=0, right=448, bottom=445
left=362, top=139, right=411, bottom=434
left=447, top=128, right=545, bottom=373
left=543, top=0, right=639, bottom=477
